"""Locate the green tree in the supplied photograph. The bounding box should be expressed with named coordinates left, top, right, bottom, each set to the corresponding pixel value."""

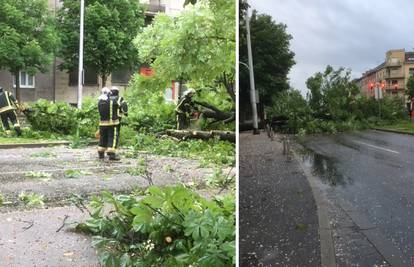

left=239, top=10, right=295, bottom=107
left=406, top=75, right=414, bottom=98
left=306, top=66, right=360, bottom=120
left=0, top=0, right=59, bottom=101
left=57, top=0, right=145, bottom=86
left=134, top=0, right=236, bottom=102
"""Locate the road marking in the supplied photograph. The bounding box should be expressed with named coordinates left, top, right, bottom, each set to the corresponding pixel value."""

left=353, top=141, right=400, bottom=154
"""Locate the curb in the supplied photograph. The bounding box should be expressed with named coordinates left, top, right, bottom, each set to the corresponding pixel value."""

left=292, top=148, right=337, bottom=267
left=0, top=140, right=98, bottom=149
left=373, top=128, right=414, bottom=136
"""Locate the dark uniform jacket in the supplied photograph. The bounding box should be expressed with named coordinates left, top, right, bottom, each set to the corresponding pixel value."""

left=175, top=96, right=196, bottom=116
left=98, top=95, right=121, bottom=126
left=0, top=91, right=18, bottom=114
left=117, top=96, right=128, bottom=119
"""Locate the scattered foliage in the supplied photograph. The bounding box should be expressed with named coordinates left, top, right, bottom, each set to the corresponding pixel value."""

left=30, top=151, right=56, bottom=158
left=19, top=191, right=44, bottom=207
left=206, top=168, right=235, bottom=190
left=64, top=169, right=92, bottom=178
left=25, top=171, right=53, bottom=180
left=133, top=134, right=235, bottom=166
left=78, top=186, right=235, bottom=266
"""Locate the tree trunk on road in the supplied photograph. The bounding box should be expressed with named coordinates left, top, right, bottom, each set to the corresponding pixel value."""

left=165, top=129, right=235, bottom=143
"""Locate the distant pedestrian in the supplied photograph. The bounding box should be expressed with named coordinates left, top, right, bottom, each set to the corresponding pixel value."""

left=0, top=87, right=22, bottom=136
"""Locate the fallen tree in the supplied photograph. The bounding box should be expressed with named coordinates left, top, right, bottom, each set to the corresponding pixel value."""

left=195, top=100, right=235, bottom=125
left=165, top=129, right=235, bottom=143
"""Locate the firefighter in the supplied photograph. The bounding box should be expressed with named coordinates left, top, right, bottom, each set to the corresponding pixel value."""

left=175, top=89, right=197, bottom=130
left=97, top=87, right=122, bottom=160
left=111, top=86, right=128, bottom=156
left=0, top=87, right=22, bottom=136
left=98, top=87, right=110, bottom=101
left=111, top=86, right=128, bottom=122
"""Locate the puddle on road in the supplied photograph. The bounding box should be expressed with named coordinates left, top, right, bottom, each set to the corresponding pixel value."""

left=298, top=148, right=352, bottom=187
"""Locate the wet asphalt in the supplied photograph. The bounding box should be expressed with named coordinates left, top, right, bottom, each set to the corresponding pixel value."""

left=239, top=132, right=321, bottom=266
left=298, top=130, right=414, bottom=266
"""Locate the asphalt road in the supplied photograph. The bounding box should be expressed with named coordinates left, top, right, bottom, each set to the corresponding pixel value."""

left=298, top=130, right=414, bottom=266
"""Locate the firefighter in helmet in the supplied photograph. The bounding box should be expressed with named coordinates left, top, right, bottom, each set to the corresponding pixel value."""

left=0, top=87, right=22, bottom=136
left=97, top=87, right=121, bottom=160
left=111, top=86, right=128, bottom=156
left=111, top=86, right=128, bottom=123
left=175, top=89, right=197, bottom=130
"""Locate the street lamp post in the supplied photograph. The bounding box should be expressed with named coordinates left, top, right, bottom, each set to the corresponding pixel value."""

left=77, top=0, right=85, bottom=109
left=245, top=2, right=259, bottom=134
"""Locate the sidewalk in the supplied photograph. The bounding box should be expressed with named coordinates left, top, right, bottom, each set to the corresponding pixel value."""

left=239, top=132, right=321, bottom=266
left=0, top=206, right=98, bottom=267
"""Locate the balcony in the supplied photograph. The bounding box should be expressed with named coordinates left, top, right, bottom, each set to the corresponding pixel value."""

left=384, top=72, right=405, bottom=79
left=384, top=85, right=405, bottom=91
left=385, top=61, right=402, bottom=67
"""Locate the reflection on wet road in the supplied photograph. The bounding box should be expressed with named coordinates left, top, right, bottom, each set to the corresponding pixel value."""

left=298, top=130, right=414, bottom=264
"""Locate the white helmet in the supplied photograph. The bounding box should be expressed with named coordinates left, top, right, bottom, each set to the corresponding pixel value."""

left=183, top=88, right=195, bottom=97
left=101, top=87, right=110, bottom=94
left=111, top=86, right=119, bottom=91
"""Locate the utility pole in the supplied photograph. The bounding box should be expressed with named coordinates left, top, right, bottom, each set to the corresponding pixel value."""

left=77, top=0, right=85, bottom=109
left=245, top=2, right=260, bottom=134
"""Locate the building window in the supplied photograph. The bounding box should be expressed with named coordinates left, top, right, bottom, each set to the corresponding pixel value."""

left=112, top=69, right=134, bottom=85
left=69, top=68, right=98, bottom=86
left=165, top=88, right=173, bottom=102
left=390, top=58, right=400, bottom=64
left=409, top=68, right=414, bottom=76
left=13, top=71, right=35, bottom=88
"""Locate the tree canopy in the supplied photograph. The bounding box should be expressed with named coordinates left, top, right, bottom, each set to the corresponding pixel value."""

left=239, top=10, right=295, bottom=107
left=0, top=0, right=59, bottom=101
left=134, top=0, right=235, bottom=102
left=306, top=65, right=360, bottom=120
left=406, top=75, right=414, bottom=98
left=56, top=0, right=145, bottom=86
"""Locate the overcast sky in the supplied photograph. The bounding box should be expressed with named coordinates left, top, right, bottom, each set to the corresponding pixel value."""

left=250, top=0, right=414, bottom=94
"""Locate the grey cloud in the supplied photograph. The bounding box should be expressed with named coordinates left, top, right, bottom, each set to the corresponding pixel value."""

left=251, top=0, right=414, bottom=93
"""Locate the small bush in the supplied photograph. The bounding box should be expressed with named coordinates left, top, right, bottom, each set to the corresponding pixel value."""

left=25, top=97, right=99, bottom=138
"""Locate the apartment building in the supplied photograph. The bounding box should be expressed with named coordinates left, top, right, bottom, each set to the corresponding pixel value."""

left=0, top=0, right=184, bottom=104
left=358, top=49, right=414, bottom=98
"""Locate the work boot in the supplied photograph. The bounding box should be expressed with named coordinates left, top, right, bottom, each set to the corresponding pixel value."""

left=15, top=127, right=22, bottom=136
left=98, top=151, right=105, bottom=159
left=108, top=153, right=121, bottom=161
